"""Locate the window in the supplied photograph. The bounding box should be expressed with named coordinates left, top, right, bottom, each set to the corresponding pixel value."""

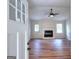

left=9, top=5, right=16, bottom=21
left=17, top=10, right=21, bottom=22
left=22, top=14, right=25, bottom=24
left=9, top=0, right=16, bottom=6
left=22, top=4, right=25, bottom=13
left=34, top=24, right=39, bottom=32
left=9, top=0, right=26, bottom=24
left=56, top=24, right=63, bottom=33
left=17, top=0, right=21, bottom=10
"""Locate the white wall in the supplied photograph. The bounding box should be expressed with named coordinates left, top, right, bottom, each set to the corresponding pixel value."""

left=66, top=19, right=71, bottom=40
left=7, top=0, right=30, bottom=59
left=31, top=19, right=66, bottom=39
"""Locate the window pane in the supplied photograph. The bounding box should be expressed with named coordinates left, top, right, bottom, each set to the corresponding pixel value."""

left=22, top=14, right=25, bottom=24
left=22, top=4, right=25, bottom=13
left=9, top=0, right=16, bottom=6
left=17, top=11, right=21, bottom=22
left=56, top=24, right=63, bottom=33
left=9, top=5, right=16, bottom=21
left=17, top=0, right=21, bottom=10
left=34, top=24, right=39, bottom=32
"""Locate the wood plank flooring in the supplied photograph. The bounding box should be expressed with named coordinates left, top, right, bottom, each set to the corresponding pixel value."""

left=29, top=39, right=71, bottom=59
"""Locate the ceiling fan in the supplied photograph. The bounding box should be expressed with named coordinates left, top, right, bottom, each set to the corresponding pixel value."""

left=48, top=9, right=59, bottom=17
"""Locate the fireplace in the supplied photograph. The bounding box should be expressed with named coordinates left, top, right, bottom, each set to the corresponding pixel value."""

left=44, top=30, right=53, bottom=37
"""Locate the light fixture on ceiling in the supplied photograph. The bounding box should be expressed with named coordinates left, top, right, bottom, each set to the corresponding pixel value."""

left=49, top=9, right=59, bottom=17
left=49, top=14, right=54, bottom=17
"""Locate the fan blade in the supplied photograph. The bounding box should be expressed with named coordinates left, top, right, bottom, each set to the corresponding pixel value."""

left=54, top=13, right=59, bottom=15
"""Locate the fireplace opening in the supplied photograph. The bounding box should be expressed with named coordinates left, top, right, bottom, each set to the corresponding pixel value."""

left=44, top=30, right=53, bottom=37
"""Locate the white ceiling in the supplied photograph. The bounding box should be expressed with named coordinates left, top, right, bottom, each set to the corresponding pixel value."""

left=28, top=0, right=71, bottom=21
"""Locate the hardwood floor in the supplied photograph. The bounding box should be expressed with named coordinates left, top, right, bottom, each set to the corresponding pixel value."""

left=29, top=39, right=71, bottom=59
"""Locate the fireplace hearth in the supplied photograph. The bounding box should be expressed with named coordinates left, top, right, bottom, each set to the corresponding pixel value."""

left=44, top=30, right=53, bottom=37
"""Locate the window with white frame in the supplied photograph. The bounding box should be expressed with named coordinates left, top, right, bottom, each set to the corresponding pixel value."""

left=34, top=24, right=39, bottom=32
left=56, top=24, right=63, bottom=33
left=9, top=0, right=25, bottom=24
